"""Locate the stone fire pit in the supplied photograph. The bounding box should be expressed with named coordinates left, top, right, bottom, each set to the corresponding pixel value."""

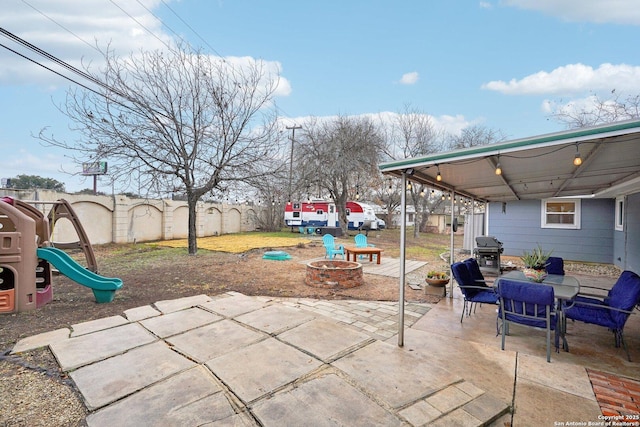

left=305, top=260, right=364, bottom=288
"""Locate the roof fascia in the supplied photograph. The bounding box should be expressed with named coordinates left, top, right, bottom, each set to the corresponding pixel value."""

left=379, top=119, right=640, bottom=172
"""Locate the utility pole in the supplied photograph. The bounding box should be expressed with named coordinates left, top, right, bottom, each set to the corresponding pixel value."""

left=286, top=124, right=302, bottom=201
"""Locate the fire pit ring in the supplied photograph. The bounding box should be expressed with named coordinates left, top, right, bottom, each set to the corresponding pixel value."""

left=305, top=260, right=364, bottom=289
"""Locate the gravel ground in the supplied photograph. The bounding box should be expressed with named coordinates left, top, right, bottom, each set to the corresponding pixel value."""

left=0, top=348, right=87, bottom=426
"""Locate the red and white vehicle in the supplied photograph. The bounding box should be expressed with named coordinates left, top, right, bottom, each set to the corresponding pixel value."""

left=284, top=200, right=379, bottom=230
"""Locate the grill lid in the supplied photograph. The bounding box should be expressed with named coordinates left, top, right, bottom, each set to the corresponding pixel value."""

left=475, top=236, right=503, bottom=248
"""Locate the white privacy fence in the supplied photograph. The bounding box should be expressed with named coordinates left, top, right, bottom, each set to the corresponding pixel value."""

left=0, top=189, right=261, bottom=245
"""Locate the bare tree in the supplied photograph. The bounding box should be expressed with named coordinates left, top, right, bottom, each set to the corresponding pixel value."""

left=297, top=115, right=384, bottom=235
left=39, top=42, right=282, bottom=254
left=549, top=91, right=640, bottom=129
left=388, top=106, right=443, bottom=237
left=447, top=124, right=507, bottom=149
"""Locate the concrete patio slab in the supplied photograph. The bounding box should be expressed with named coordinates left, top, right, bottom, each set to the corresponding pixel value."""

left=333, top=340, right=460, bottom=409
left=123, top=304, right=162, bottom=322
left=234, top=304, right=315, bottom=335
left=70, top=315, right=129, bottom=337
left=278, top=317, right=373, bottom=362
left=70, top=341, right=195, bottom=410
left=396, top=328, right=516, bottom=404
left=85, top=366, right=245, bottom=427
left=205, top=337, right=324, bottom=404
left=50, top=322, right=157, bottom=370
left=513, top=376, right=602, bottom=426
left=153, top=294, right=212, bottom=313
left=166, top=319, right=265, bottom=363
left=10, top=327, right=70, bottom=354
left=200, top=293, right=272, bottom=318
left=139, top=307, right=222, bottom=338
left=517, top=352, right=597, bottom=401
left=252, top=371, right=404, bottom=426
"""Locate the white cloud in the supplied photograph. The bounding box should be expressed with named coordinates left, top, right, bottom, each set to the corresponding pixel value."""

left=482, top=63, right=640, bottom=95
left=479, top=2, right=493, bottom=9
left=399, top=72, right=419, bottom=85
left=503, top=0, right=640, bottom=25
left=0, top=0, right=291, bottom=98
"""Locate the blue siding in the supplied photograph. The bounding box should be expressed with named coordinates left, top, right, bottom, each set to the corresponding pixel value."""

left=623, top=192, right=640, bottom=272
left=487, top=199, right=614, bottom=264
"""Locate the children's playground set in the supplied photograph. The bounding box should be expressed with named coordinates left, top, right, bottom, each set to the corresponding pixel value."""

left=0, top=197, right=122, bottom=314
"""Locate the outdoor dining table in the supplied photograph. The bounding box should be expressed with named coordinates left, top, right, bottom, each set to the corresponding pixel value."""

left=495, top=270, right=580, bottom=351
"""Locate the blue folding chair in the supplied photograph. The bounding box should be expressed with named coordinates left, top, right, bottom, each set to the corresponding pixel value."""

left=451, top=261, right=499, bottom=323
left=497, top=278, right=558, bottom=362
left=563, top=270, right=640, bottom=361
left=545, top=257, right=565, bottom=275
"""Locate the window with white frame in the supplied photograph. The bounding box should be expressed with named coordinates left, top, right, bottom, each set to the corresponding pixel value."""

left=541, top=199, right=581, bottom=229
left=615, top=196, right=624, bottom=231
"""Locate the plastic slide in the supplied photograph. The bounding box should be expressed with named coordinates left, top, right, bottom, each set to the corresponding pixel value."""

left=36, top=247, right=123, bottom=303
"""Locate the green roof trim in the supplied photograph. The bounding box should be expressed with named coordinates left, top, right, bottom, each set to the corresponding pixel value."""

left=379, top=119, right=640, bottom=172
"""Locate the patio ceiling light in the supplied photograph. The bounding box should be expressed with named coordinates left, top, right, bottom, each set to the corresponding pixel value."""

left=495, top=155, right=502, bottom=175
left=573, top=144, right=582, bottom=166
left=436, top=165, right=442, bottom=181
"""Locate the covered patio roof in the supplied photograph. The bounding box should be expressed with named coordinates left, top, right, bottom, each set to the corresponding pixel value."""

left=379, top=119, right=640, bottom=202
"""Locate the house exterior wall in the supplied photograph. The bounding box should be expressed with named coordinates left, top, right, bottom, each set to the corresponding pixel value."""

left=619, top=192, right=640, bottom=272
left=487, top=198, right=614, bottom=264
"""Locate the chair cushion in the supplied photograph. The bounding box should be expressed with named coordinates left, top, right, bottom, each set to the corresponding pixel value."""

left=470, top=288, right=499, bottom=304
left=451, top=262, right=477, bottom=297
left=604, top=270, right=640, bottom=325
left=605, top=271, right=640, bottom=308
left=564, top=295, right=617, bottom=329
left=501, top=310, right=556, bottom=330
left=463, top=258, right=489, bottom=287
left=498, top=279, right=555, bottom=306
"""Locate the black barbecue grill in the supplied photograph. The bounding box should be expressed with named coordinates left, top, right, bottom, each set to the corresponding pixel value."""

left=474, top=236, right=503, bottom=275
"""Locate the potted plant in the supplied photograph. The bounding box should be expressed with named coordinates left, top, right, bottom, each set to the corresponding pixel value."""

left=520, top=244, right=553, bottom=282
left=425, top=270, right=450, bottom=287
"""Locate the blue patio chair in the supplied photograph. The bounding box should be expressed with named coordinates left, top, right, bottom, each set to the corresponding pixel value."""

left=451, top=261, right=499, bottom=323
left=298, top=226, right=306, bottom=234
left=545, top=257, right=565, bottom=275
left=497, top=278, right=558, bottom=362
left=463, top=258, right=493, bottom=287
left=322, top=234, right=345, bottom=259
left=563, top=270, right=640, bottom=361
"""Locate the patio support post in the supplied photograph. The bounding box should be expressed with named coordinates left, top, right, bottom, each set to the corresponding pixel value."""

left=449, top=191, right=455, bottom=297
left=397, top=171, right=408, bottom=346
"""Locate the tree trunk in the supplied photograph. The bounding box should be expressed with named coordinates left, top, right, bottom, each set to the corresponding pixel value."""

left=187, top=195, right=198, bottom=255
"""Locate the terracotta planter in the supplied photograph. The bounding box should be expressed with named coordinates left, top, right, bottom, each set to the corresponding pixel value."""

left=425, top=278, right=449, bottom=287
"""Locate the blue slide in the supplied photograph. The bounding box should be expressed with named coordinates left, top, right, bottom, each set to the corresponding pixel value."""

left=36, top=247, right=123, bottom=303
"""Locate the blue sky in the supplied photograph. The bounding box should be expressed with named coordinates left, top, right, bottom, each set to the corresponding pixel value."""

left=2, top=0, right=640, bottom=192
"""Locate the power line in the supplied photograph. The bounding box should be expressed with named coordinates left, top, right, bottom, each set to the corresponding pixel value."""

left=0, top=41, right=98, bottom=95
left=159, top=0, right=225, bottom=59
left=21, top=0, right=100, bottom=53
left=134, top=0, right=192, bottom=48
left=0, top=27, right=166, bottom=121
left=108, top=0, right=173, bottom=51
